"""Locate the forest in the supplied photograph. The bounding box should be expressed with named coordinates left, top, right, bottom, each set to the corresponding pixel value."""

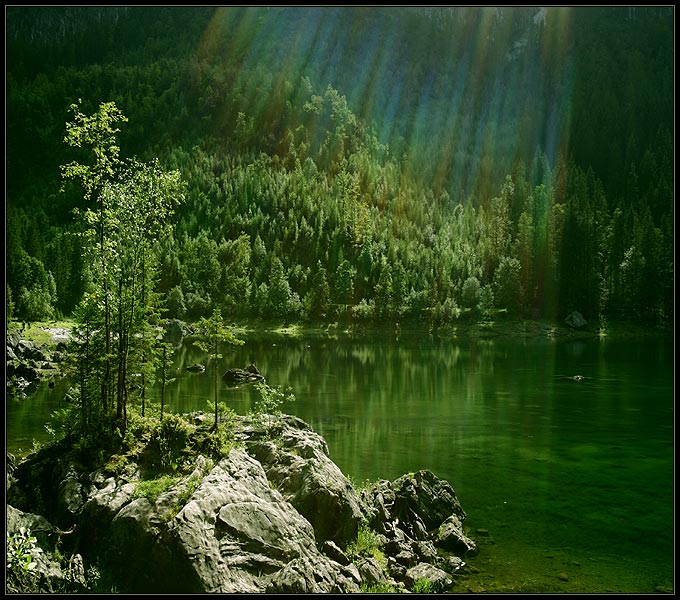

left=6, top=6, right=674, bottom=329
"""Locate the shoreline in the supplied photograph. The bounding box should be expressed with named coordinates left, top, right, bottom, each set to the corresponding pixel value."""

left=6, top=314, right=672, bottom=354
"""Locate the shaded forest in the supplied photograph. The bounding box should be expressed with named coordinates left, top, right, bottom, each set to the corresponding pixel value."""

left=6, top=6, right=674, bottom=327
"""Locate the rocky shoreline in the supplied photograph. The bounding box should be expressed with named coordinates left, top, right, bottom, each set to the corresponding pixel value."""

left=6, top=328, right=69, bottom=399
left=6, top=413, right=478, bottom=593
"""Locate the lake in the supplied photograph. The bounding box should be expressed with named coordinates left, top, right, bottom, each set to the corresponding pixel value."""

left=6, top=330, right=674, bottom=593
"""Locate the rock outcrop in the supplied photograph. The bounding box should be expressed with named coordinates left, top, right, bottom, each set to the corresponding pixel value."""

left=565, top=311, right=587, bottom=329
left=6, top=334, right=61, bottom=398
left=6, top=415, right=477, bottom=593
left=222, top=364, right=265, bottom=385
left=162, top=319, right=194, bottom=346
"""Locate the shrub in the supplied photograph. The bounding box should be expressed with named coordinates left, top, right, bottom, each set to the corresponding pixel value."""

left=144, top=413, right=191, bottom=473
left=251, top=382, right=295, bottom=432
left=461, top=276, right=481, bottom=309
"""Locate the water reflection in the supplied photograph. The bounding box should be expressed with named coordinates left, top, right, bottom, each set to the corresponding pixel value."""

left=5, top=331, right=673, bottom=592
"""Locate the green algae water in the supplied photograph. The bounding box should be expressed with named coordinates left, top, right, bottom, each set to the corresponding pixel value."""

left=6, top=332, right=673, bottom=593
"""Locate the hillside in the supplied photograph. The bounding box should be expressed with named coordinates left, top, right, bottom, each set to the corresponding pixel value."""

left=5, top=6, right=674, bottom=326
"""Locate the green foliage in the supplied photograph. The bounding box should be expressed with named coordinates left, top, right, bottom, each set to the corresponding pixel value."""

left=346, top=523, right=387, bottom=571
left=360, top=582, right=398, bottom=593
left=346, top=474, right=375, bottom=493
left=6, top=526, right=106, bottom=594
left=59, top=100, right=186, bottom=435
left=133, top=475, right=180, bottom=503
left=412, top=578, right=436, bottom=593
left=144, top=413, right=191, bottom=473
left=6, top=527, right=42, bottom=575
left=462, top=276, right=481, bottom=309
left=166, top=286, right=186, bottom=320
left=7, top=285, right=15, bottom=321
left=251, top=381, right=296, bottom=432
left=194, top=307, right=244, bottom=429
left=189, top=417, right=238, bottom=460
left=162, top=473, right=203, bottom=521
left=493, top=256, right=522, bottom=315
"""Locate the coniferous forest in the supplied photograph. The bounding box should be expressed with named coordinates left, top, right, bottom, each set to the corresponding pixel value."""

left=6, top=6, right=674, bottom=329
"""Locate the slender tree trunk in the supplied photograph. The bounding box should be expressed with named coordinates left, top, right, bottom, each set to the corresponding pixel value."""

left=100, top=202, right=112, bottom=415
left=81, top=326, right=89, bottom=430
left=140, top=256, right=146, bottom=418
left=161, top=345, right=166, bottom=420
left=213, top=340, right=218, bottom=429
left=116, top=277, right=125, bottom=422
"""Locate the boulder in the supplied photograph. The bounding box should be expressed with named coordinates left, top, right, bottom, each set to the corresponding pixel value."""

left=106, top=448, right=361, bottom=593
left=405, top=562, right=453, bottom=591
left=436, top=514, right=477, bottom=555
left=362, top=470, right=468, bottom=535
left=265, top=556, right=361, bottom=593
left=7, top=329, right=22, bottom=348
left=223, top=365, right=264, bottom=385
left=18, top=340, right=47, bottom=362
left=163, top=319, right=192, bottom=345
left=7, top=361, right=40, bottom=384
left=565, top=311, right=587, bottom=329
left=245, top=415, right=365, bottom=547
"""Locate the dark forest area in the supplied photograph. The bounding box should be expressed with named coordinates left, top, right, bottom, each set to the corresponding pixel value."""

left=6, top=6, right=673, bottom=327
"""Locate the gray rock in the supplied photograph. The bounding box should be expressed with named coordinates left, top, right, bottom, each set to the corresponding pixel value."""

left=77, top=473, right=137, bottom=551
left=105, top=448, right=361, bottom=593
left=355, top=556, right=387, bottom=587
left=405, top=562, right=453, bottom=591
left=7, top=362, right=40, bottom=384
left=437, top=514, right=477, bottom=555
left=362, top=469, right=466, bottom=535
left=323, top=540, right=350, bottom=565
left=57, top=465, right=86, bottom=519
left=565, top=311, right=587, bottom=329
left=7, top=330, right=21, bottom=348
left=266, top=556, right=361, bottom=593
left=8, top=414, right=477, bottom=594
left=394, top=547, right=418, bottom=567
left=67, top=554, right=86, bottom=587
left=18, top=340, right=46, bottom=361
left=163, top=319, right=191, bottom=345
left=413, top=539, right=440, bottom=563
left=445, top=555, right=467, bottom=573
left=246, top=415, right=365, bottom=547
left=222, top=366, right=264, bottom=385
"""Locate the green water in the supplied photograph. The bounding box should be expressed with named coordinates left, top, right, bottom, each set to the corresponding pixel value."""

left=6, top=332, right=674, bottom=593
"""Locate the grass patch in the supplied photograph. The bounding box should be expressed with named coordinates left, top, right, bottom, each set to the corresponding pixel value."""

left=346, top=523, right=387, bottom=571
left=8, top=319, right=73, bottom=341
left=412, top=578, right=436, bottom=593
left=360, top=582, right=398, bottom=593
left=132, top=475, right=180, bottom=503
